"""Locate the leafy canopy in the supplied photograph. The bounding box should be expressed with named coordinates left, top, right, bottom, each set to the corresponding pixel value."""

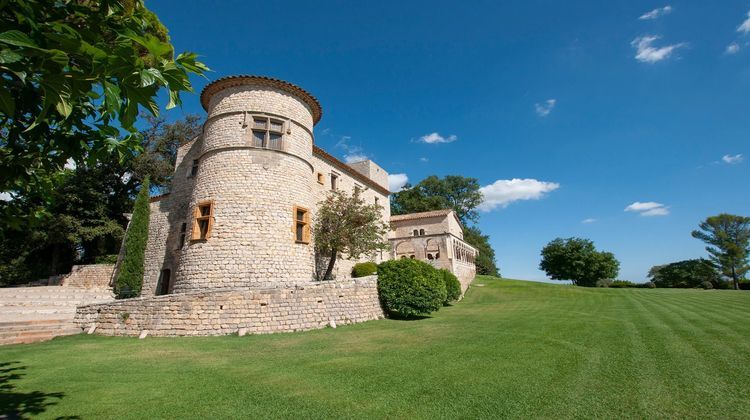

left=539, top=237, right=620, bottom=287
left=313, top=190, right=391, bottom=280
left=648, top=259, right=721, bottom=289
left=0, top=0, right=208, bottom=224
left=691, top=213, right=750, bottom=290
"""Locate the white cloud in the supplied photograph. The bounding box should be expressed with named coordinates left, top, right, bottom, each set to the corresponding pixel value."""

left=738, top=11, right=750, bottom=33
left=388, top=173, right=409, bottom=192
left=639, top=5, right=672, bottom=20
left=534, top=99, right=556, bottom=117
left=722, top=153, right=744, bottom=164
left=631, top=35, right=686, bottom=63
left=625, top=201, right=670, bottom=216
left=478, top=178, right=560, bottom=211
left=418, top=132, right=457, bottom=144
left=581, top=218, right=597, bottom=224
left=725, top=42, right=741, bottom=55
left=419, top=157, right=429, bottom=162
left=0, top=192, right=13, bottom=202
left=344, top=154, right=368, bottom=164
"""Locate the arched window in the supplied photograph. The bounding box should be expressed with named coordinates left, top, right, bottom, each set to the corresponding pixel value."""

left=413, top=229, right=419, bottom=236
left=419, top=229, right=425, bottom=236
left=427, top=253, right=433, bottom=260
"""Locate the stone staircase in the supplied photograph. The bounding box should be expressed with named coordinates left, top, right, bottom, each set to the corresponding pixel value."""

left=0, top=286, right=114, bottom=345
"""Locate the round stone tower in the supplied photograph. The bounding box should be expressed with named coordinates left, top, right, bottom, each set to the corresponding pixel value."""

left=172, top=76, right=322, bottom=292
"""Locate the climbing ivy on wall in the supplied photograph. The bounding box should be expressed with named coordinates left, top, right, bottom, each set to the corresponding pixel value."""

left=115, top=177, right=150, bottom=298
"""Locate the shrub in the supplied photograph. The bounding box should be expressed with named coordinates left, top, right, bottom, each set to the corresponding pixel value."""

left=95, top=254, right=119, bottom=264
left=439, top=269, right=461, bottom=304
left=352, top=262, right=378, bottom=278
left=610, top=280, right=637, bottom=288
left=595, top=279, right=612, bottom=288
left=701, top=281, right=714, bottom=290
left=114, top=177, right=151, bottom=299
left=377, top=259, right=446, bottom=317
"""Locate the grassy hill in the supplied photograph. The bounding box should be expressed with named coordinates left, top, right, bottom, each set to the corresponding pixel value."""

left=2, top=276, right=749, bottom=418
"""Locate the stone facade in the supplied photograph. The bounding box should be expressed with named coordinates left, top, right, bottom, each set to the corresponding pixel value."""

left=86, top=75, right=477, bottom=338
left=389, top=210, right=477, bottom=294
left=142, top=76, right=392, bottom=294
left=74, top=277, right=383, bottom=337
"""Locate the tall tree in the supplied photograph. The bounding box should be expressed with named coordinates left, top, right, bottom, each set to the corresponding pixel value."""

left=463, top=225, right=500, bottom=277
left=691, top=214, right=750, bottom=290
left=0, top=0, right=208, bottom=225
left=391, top=175, right=483, bottom=225
left=114, top=177, right=150, bottom=298
left=539, top=237, right=620, bottom=287
left=391, top=175, right=499, bottom=276
left=313, top=190, right=391, bottom=280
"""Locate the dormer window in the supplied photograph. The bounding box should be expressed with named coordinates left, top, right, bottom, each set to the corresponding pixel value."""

left=249, top=116, right=285, bottom=150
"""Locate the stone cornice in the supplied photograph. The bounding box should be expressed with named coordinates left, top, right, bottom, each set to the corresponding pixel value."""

left=200, top=75, right=323, bottom=125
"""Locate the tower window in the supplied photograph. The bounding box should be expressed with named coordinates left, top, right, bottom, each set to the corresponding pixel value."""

left=191, top=201, right=214, bottom=241
left=419, top=229, right=425, bottom=236
left=248, top=116, right=284, bottom=150
left=317, top=172, right=325, bottom=184
left=178, top=223, right=187, bottom=249
left=190, top=159, right=199, bottom=177
left=293, top=205, right=310, bottom=243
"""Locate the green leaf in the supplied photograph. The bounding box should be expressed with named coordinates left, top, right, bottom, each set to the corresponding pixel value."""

left=0, top=88, right=15, bottom=115
left=45, top=49, right=69, bottom=67
left=0, top=49, right=22, bottom=64
left=175, top=52, right=210, bottom=75
left=103, top=81, right=121, bottom=116
left=0, top=30, right=39, bottom=49
left=166, top=89, right=181, bottom=110
left=41, top=77, right=73, bottom=118
left=139, top=68, right=167, bottom=87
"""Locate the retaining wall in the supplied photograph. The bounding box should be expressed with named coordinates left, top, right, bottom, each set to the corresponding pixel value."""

left=74, top=276, right=384, bottom=337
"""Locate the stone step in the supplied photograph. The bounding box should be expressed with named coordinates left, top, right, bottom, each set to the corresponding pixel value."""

left=0, top=320, right=81, bottom=345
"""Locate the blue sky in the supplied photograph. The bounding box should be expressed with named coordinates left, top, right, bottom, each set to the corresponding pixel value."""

left=150, top=1, right=749, bottom=282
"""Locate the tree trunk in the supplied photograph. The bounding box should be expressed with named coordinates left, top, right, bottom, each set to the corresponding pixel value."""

left=732, top=266, right=739, bottom=290
left=324, top=249, right=337, bottom=280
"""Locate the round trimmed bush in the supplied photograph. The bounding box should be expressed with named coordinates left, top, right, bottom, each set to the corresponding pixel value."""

left=377, top=259, right=446, bottom=317
left=439, top=269, right=461, bottom=304
left=352, top=261, right=378, bottom=278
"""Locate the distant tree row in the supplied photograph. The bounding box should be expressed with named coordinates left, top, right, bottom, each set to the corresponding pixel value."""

left=537, top=213, right=750, bottom=289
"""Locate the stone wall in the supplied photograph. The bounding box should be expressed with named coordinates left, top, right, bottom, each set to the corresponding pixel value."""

left=74, top=277, right=384, bottom=337
left=27, top=264, right=114, bottom=288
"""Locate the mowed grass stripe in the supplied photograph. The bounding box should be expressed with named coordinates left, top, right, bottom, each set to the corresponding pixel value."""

left=1, top=276, right=748, bottom=419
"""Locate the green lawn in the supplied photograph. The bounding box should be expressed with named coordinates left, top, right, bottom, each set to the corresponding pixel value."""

left=2, top=276, right=749, bottom=419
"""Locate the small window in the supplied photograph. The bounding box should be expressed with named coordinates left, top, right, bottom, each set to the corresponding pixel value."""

left=374, top=197, right=379, bottom=206
left=293, top=205, right=310, bottom=244
left=270, top=119, right=283, bottom=132
left=427, top=254, right=434, bottom=260
left=269, top=132, right=282, bottom=149
left=253, top=117, right=267, bottom=129
left=317, top=172, right=324, bottom=185
left=191, top=201, right=214, bottom=241
left=252, top=130, right=265, bottom=148
left=178, top=223, right=187, bottom=249
left=190, top=159, right=199, bottom=177
left=419, top=229, right=425, bottom=236
left=331, top=173, right=338, bottom=191
left=413, top=229, right=419, bottom=236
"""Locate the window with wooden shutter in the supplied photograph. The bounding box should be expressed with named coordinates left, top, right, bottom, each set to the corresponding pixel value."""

left=191, top=201, right=214, bottom=241
left=293, top=205, right=310, bottom=244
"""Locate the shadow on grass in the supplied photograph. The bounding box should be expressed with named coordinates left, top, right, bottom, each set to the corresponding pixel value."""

left=0, top=361, right=74, bottom=419
left=386, top=313, right=432, bottom=321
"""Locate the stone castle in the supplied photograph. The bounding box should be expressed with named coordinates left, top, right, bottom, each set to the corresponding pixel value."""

left=73, top=76, right=477, bottom=337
